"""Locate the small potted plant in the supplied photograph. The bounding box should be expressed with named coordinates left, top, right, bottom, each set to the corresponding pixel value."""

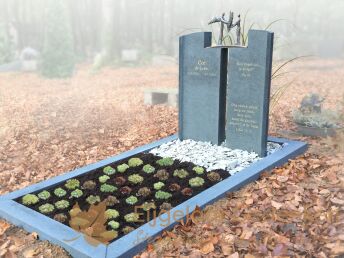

left=292, top=93, right=342, bottom=137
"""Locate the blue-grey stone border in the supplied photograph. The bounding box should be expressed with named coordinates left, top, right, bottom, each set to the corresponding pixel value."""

left=0, top=135, right=307, bottom=258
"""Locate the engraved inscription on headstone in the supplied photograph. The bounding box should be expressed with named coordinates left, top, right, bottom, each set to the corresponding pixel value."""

left=226, top=30, right=274, bottom=156
left=179, top=32, right=228, bottom=145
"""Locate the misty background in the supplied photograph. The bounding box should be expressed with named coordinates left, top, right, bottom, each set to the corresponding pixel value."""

left=0, top=0, right=344, bottom=73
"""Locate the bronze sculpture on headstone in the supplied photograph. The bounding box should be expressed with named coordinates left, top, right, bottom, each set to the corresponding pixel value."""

left=208, top=12, right=241, bottom=46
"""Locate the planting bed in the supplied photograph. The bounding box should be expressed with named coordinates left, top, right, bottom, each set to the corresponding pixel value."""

left=14, top=152, right=229, bottom=243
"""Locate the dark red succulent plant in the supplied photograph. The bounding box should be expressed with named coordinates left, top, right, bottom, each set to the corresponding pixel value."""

left=104, top=196, right=119, bottom=206
left=120, top=186, right=132, bottom=195
left=181, top=188, right=193, bottom=196
left=154, top=169, right=169, bottom=181
left=207, top=172, right=221, bottom=182
left=114, top=176, right=126, bottom=186
left=169, top=183, right=181, bottom=192
left=137, top=187, right=151, bottom=197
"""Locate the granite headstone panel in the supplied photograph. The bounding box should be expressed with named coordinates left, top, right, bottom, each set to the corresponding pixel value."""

left=179, top=32, right=227, bottom=145
left=226, top=30, right=274, bottom=157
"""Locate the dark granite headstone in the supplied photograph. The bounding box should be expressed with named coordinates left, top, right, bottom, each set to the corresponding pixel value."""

left=226, top=30, right=274, bottom=157
left=179, top=32, right=227, bottom=145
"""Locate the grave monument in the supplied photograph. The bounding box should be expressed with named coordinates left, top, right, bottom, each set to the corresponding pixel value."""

left=179, top=12, right=273, bottom=157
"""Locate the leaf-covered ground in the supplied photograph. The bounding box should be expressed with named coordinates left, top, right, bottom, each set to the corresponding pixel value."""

left=0, top=59, right=343, bottom=257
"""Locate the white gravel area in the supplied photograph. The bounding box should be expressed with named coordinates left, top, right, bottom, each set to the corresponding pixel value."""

left=150, top=139, right=285, bottom=175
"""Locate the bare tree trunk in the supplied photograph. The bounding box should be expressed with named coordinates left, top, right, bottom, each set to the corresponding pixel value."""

left=101, top=0, right=121, bottom=61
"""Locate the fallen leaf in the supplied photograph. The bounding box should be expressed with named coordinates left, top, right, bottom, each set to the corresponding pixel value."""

left=0, top=240, right=11, bottom=250
left=164, top=231, right=177, bottom=239
left=30, top=232, right=38, bottom=240
left=200, top=240, right=214, bottom=254
left=228, top=252, right=239, bottom=258
left=234, top=239, right=250, bottom=250
left=271, top=200, right=284, bottom=210
left=245, top=198, right=254, bottom=205
left=330, top=198, right=344, bottom=205
left=0, top=221, right=10, bottom=236
left=219, top=240, right=232, bottom=255
left=319, top=189, right=331, bottom=196
left=277, top=175, right=289, bottom=183
left=3, top=250, right=17, bottom=258
left=325, top=242, right=344, bottom=254
left=190, top=206, right=203, bottom=225
left=240, top=227, right=253, bottom=240
left=69, top=201, right=117, bottom=245
left=273, top=243, right=288, bottom=256
left=23, top=247, right=39, bottom=258
left=146, top=243, right=154, bottom=252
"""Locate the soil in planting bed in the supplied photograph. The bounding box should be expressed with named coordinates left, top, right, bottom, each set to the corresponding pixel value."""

left=15, top=152, right=230, bottom=243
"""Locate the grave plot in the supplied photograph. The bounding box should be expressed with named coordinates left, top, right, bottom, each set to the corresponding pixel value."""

left=0, top=135, right=306, bottom=258
left=0, top=17, right=308, bottom=258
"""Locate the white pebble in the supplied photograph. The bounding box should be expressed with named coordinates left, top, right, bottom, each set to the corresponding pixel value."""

left=150, top=139, right=283, bottom=175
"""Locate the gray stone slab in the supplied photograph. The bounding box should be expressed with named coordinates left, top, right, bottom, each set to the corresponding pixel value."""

left=144, top=88, right=178, bottom=107
left=179, top=32, right=227, bottom=145
left=226, top=30, right=274, bottom=157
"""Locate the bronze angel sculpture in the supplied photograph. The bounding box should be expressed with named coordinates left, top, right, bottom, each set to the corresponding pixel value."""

left=208, top=12, right=241, bottom=46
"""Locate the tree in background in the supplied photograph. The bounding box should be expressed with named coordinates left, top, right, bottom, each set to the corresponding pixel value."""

left=0, top=23, right=14, bottom=65
left=41, top=0, right=75, bottom=78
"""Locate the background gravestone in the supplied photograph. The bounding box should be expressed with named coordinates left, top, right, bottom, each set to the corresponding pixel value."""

left=179, top=32, right=227, bottom=145
left=226, top=30, right=274, bottom=157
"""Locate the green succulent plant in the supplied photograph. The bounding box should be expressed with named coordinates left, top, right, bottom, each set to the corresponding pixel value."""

left=173, top=169, right=189, bottom=179
left=117, top=164, right=129, bottom=173
left=142, top=202, right=156, bottom=211
left=156, top=157, right=174, bottom=166
left=103, top=166, right=116, bottom=175
left=55, top=200, right=70, bottom=210
left=70, top=189, right=83, bottom=198
left=143, top=164, right=155, bottom=174
left=193, top=166, right=205, bottom=175
left=99, top=175, right=110, bottom=184
left=39, top=203, right=55, bottom=214
left=124, top=213, right=140, bottom=223
left=65, top=179, right=80, bottom=190
left=125, top=195, right=138, bottom=205
left=38, top=190, right=51, bottom=200
left=122, top=226, right=135, bottom=234
left=22, top=194, right=39, bottom=205
left=86, top=195, right=100, bottom=205
left=105, top=209, right=119, bottom=219
left=100, top=184, right=117, bottom=193
left=128, top=157, right=143, bottom=167
left=108, top=221, right=120, bottom=230
left=189, top=177, right=205, bottom=187
left=155, top=190, right=172, bottom=200
left=154, top=182, right=165, bottom=190
left=128, top=174, right=144, bottom=185
left=54, top=188, right=67, bottom=198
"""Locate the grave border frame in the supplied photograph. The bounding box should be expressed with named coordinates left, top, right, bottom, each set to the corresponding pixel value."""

left=0, top=135, right=307, bottom=258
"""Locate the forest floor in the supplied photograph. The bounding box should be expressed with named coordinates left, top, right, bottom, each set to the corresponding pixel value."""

left=0, top=58, right=343, bottom=257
